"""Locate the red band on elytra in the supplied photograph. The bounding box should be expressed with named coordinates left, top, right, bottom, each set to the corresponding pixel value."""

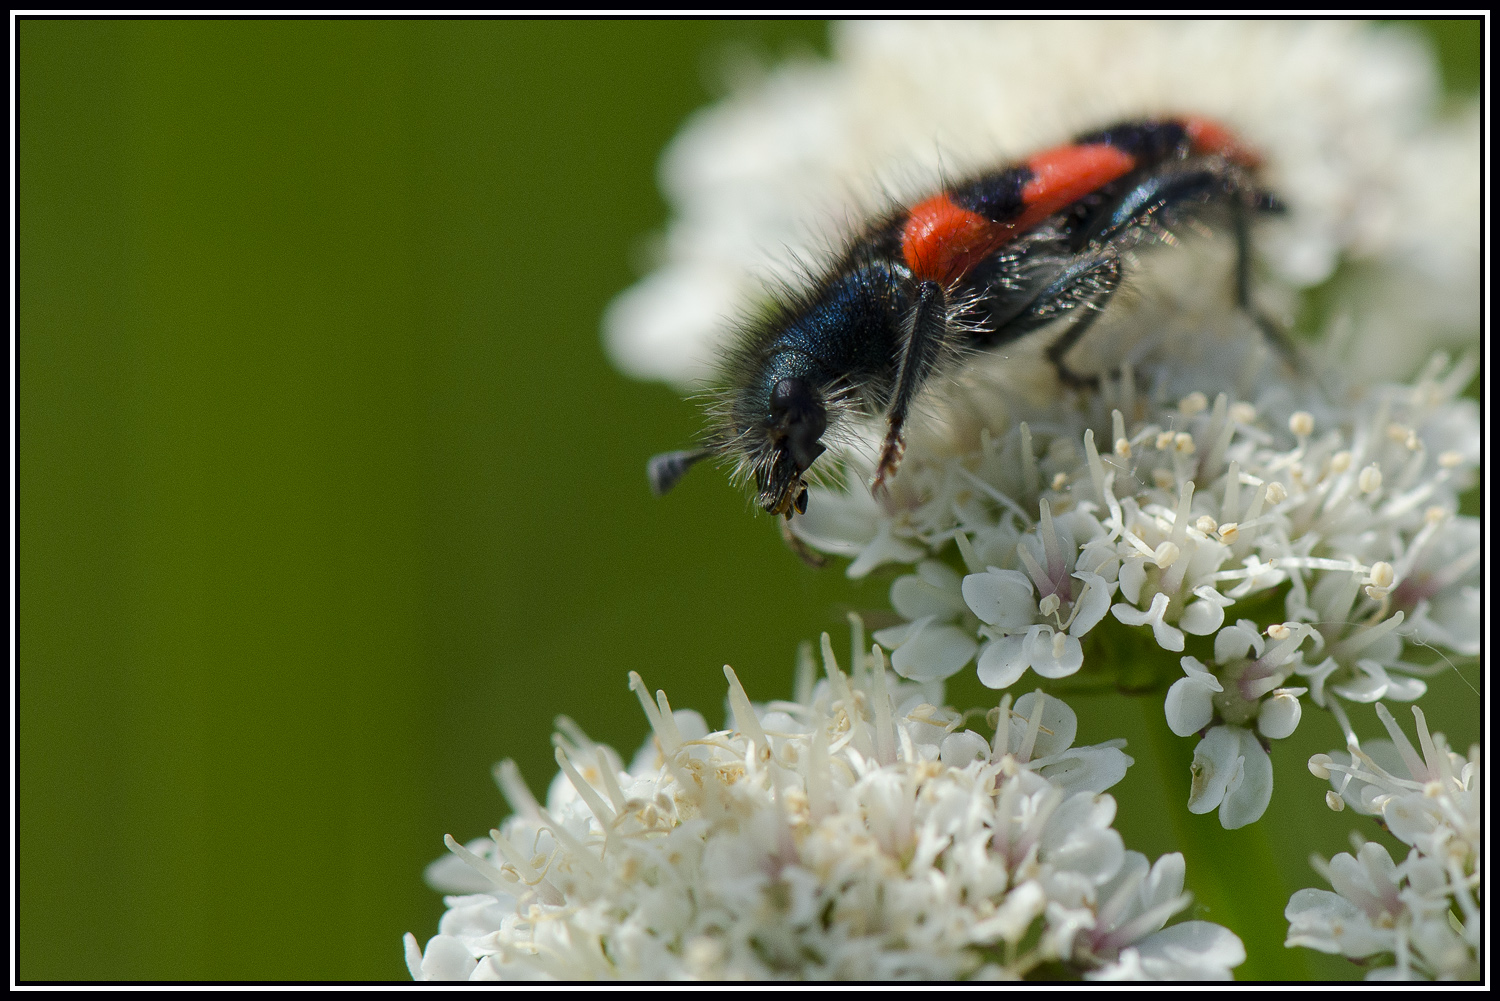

left=901, top=194, right=1007, bottom=285
left=1182, top=116, right=1261, bottom=167
left=1019, top=143, right=1137, bottom=220
left=901, top=144, right=1141, bottom=286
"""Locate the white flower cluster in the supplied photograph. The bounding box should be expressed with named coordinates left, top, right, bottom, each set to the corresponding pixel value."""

left=606, top=21, right=1478, bottom=391
left=790, top=347, right=1478, bottom=830
left=405, top=635, right=1244, bottom=981
left=1287, top=704, right=1480, bottom=980
left=596, top=18, right=1480, bottom=839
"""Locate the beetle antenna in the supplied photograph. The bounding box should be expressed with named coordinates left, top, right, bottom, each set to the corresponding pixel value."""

left=647, top=448, right=713, bottom=496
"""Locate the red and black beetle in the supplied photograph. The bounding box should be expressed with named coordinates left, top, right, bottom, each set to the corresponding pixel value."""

left=649, top=116, right=1285, bottom=529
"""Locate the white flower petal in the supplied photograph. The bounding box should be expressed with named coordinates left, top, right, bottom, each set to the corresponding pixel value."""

left=990, top=880, right=1048, bottom=944
left=1011, top=690, right=1079, bottom=757
left=1179, top=586, right=1233, bottom=636
left=976, top=634, right=1031, bottom=690
left=438, top=893, right=515, bottom=940
left=1122, top=921, right=1246, bottom=980
left=1042, top=793, right=1126, bottom=887
left=1113, top=593, right=1185, bottom=652
left=1187, top=726, right=1239, bottom=815
left=890, top=559, right=967, bottom=620
left=1182, top=655, right=1223, bottom=689
left=1037, top=746, right=1133, bottom=795
left=1025, top=627, right=1085, bottom=679
left=1381, top=792, right=1439, bottom=846
left=1117, top=558, right=1147, bottom=605
left=414, top=934, right=479, bottom=982
left=1140, top=853, right=1187, bottom=917
left=1068, top=571, right=1113, bottom=636
left=1165, top=677, right=1216, bottom=737
left=1286, top=888, right=1389, bottom=957
left=844, top=520, right=927, bottom=579
left=1330, top=658, right=1392, bottom=703
left=425, top=840, right=506, bottom=895
left=1213, top=620, right=1264, bottom=663
left=1218, top=728, right=1273, bottom=829
left=939, top=729, right=991, bottom=767
left=1257, top=690, right=1303, bottom=739
left=890, top=621, right=979, bottom=681
left=872, top=614, right=928, bottom=650
left=962, top=567, right=1037, bottom=627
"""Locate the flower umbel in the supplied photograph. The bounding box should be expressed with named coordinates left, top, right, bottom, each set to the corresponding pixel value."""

left=405, top=639, right=1243, bottom=981
left=788, top=347, right=1478, bottom=830
left=1288, top=705, right=1480, bottom=980
left=431, top=18, right=1482, bottom=982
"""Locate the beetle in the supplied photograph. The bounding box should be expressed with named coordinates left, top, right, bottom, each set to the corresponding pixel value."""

left=648, top=116, right=1284, bottom=534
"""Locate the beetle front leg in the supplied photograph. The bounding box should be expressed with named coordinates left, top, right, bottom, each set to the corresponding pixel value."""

left=874, top=280, right=949, bottom=496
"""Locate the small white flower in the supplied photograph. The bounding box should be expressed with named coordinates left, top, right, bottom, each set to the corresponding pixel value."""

left=873, top=559, right=978, bottom=681
left=789, top=479, right=925, bottom=579
left=961, top=501, right=1116, bottom=690
left=1112, top=592, right=1185, bottom=653
left=1087, top=920, right=1247, bottom=981
left=1187, top=725, right=1273, bottom=829
left=1291, top=705, right=1480, bottom=980
left=1389, top=514, right=1481, bottom=657
left=1285, top=841, right=1405, bottom=960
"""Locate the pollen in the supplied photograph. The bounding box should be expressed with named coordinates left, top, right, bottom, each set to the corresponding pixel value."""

left=1195, top=515, right=1218, bottom=534
left=1217, top=522, right=1240, bottom=543
left=1358, top=465, right=1382, bottom=493
left=1179, top=391, right=1208, bottom=416
left=1289, top=411, right=1314, bottom=437
left=1174, top=432, right=1195, bottom=454
left=1265, top=482, right=1288, bottom=504
left=1438, top=450, right=1464, bottom=468
left=1329, top=450, right=1353, bottom=474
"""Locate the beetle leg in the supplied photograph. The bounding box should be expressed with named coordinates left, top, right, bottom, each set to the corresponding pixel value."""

left=1036, top=255, right=1122, bottom=388
left=1229, top=191, right=1304, bottom=373
left=874, top=280, right=949, bottom=496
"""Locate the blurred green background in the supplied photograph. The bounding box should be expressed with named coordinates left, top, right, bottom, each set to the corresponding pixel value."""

left=19, top=20, right=1479, bottom=981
